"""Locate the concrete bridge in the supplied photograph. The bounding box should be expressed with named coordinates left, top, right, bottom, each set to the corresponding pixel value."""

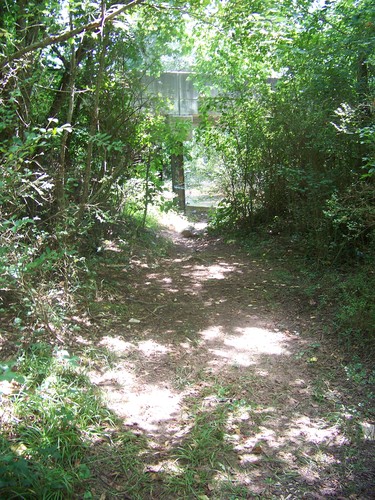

left=142, top=72, right=203, bottom=211
left=144, top=71, right=203, bottom=121
left=144, top=72, right=277, bottom=211
left=144, top=71, right=277, bottom=119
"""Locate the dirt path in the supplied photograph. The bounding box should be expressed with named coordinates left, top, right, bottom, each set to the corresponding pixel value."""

left=80, top=215, right=374, bottom=499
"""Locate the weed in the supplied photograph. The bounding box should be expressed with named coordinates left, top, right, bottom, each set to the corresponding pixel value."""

left=85, top=431, right=152, bottom=499
left=239, top=232, right=375, bottom=356
left=174, top=365, right=195, bottom=389
left=344, top=358, right=375, bottom=388
left=165, top=402, right=232, bottom=498
left=0, top=343, right=117, bottom=498
left=80, top=345, right=119, bottom=370
left=312, top=379, right=328, bottom=404
left=295, top=342, right=321, bottom=361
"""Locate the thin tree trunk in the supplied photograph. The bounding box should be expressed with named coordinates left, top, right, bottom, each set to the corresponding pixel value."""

left=141, top=152, right=152, bottom=229
left=77, top=28, right=109, bottom=220
left=48, top=37, right=94, bottom=120
left=56, top=15, right=77, bottom=214
left=171, top=141, right=186, bottom=212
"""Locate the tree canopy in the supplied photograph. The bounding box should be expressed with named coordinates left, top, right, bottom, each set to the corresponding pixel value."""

left=192, top=0, right=374, bottom=259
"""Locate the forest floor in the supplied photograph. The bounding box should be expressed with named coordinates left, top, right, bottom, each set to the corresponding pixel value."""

left=73, top=210, right=374, bottom=499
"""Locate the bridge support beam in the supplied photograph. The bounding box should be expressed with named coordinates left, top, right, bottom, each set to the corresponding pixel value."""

left=171, top=141, right=186, bottom=212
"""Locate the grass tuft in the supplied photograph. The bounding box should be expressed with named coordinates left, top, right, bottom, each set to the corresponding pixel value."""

left=0, top=342, right=116, bottom=499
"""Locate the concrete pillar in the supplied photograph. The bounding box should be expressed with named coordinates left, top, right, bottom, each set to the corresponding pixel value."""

left=171, top=141, right=186, bottom=212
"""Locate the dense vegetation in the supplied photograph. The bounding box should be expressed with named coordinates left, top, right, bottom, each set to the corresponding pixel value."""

left=191, top=0, right=375, bottom=351
left=195, top=0, right=374, bottom=257
left=0, top=0, right=374, bottom=497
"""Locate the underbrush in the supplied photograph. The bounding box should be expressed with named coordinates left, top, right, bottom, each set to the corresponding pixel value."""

left=0, top=206, right=176, bottom=498
left=0, top=343, right=116, bottom=498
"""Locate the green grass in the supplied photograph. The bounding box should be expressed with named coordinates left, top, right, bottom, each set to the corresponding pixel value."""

left=0, top=342, right=116, bottom=499
left=165, top=402, right=232, bottom=499
left=19, top=373, right=248, bottom=499
left=84, top=431, right=152, bottom=500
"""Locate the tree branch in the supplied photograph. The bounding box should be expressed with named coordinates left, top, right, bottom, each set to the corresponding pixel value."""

left=0, top=0, right=146, bottom=69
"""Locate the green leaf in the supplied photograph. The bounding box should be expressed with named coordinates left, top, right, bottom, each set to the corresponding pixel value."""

left=78, top=464, right=91, bottom=480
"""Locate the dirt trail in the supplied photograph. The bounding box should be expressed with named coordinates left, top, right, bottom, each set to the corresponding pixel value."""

left=83, top=215, right=374, bottom=499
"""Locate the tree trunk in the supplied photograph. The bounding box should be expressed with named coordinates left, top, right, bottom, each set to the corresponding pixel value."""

left=141, top=152, right=152, bottom=229
left=56, top=37, right=77, bottom=214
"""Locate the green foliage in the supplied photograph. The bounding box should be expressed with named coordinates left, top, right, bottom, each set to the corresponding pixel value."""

left=344, top=358, right=375, bottom=386
left=0, top=343, right=115, bottom=499
left=324, top=184, right=375, bottom=260
left=237, top=230, right=375, bottom=353
left=1, top=9, right=375, bottom=499
left=0, top=0, right=200, bottom=340
left=194, top=0, right=374, bottom=264
left=334, top=263, right=375, bottom=349
left=166, top=403, right=231, bottom=498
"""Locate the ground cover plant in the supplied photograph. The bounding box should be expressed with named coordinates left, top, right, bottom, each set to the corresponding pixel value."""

left=0, top=343, right=115, bottom=498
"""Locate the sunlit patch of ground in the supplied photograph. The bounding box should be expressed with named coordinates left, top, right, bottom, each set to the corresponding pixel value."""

left=202, top=325, right=290, bottom=369
left=89, top=339, right=182, bottom=431
left=157, top=209, right=191, bottom=233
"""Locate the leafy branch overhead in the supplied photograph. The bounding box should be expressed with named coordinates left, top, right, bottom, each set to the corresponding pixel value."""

left=0, top=0, right=146, bottom=69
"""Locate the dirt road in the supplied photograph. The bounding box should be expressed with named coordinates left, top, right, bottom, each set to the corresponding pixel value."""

left=84, top=216, right=374, bottom=499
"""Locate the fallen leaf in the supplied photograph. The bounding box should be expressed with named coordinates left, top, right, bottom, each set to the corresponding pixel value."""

left=11, top=443, right=27, bottom=455
left=360, top=422, right=375, bottom=441
left=129, top=318, right=141, bottom=324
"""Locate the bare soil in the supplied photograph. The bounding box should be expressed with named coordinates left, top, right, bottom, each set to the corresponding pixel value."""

left=78, top=213, right=374, bottom=499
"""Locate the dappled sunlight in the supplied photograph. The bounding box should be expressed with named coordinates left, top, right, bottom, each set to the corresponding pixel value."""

left=89, top=359, right=182, bottom=432
left=227, top=327, right=289, bottom=355
left=94, top=372, right=183, bottom=432
left=87, top=336, right=181, bottom=432
left=201, top=325, right=291, bottom=368
left=102, top=239, right=123, bottom=253
left=74, top=211, right=373, bottom=499
left=158, top=210, right=191, bottom=233
left=138, top=339, right=170, bottom=356
left=89, top=365, right=135, bottom=388
left=187, top=262, right=237, bottom=281
left=146, top=260, right=239, bottom=293
left=99, top=336, right=171, bottom=358
left=99, top=336, right=133, bottom=354
left=288, top=416, right=346, bottom=446
left=209, top=347, right=257, bottom=368
left=117, top=385, right=182, bottom=431
left=194, top=221, right=208, bottom=231
left=200, top=325, right=224, bottom=341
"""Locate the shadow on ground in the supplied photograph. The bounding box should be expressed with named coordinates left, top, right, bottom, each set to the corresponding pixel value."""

left=69, top=214, right=374, bottom=499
